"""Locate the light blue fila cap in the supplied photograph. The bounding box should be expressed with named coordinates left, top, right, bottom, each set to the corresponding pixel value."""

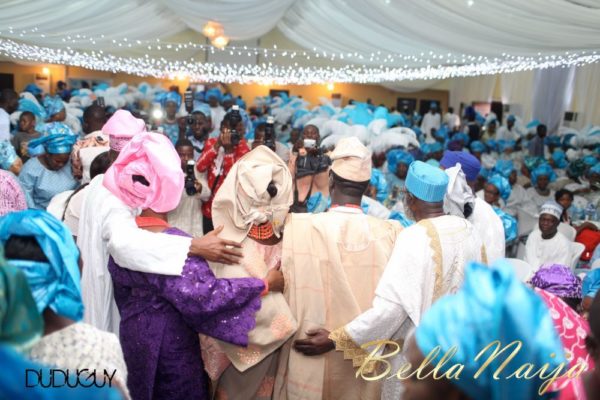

left=405, top=160, right=449, bottom=202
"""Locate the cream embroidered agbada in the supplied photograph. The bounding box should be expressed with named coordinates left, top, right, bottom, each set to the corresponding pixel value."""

left=274, top=207, right=402, bottom=400
left=329, top=215, right=483, bottom=400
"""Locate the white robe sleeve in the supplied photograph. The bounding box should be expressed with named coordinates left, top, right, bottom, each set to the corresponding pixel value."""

left=346, top=296, right=409, bottom=345
left=102, top=194, right=191, bottom=276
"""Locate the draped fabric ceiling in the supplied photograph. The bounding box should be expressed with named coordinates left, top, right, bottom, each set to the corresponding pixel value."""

left=1, top=0, right=599, bottom=65
left=1, top=0, right=600, bottom=123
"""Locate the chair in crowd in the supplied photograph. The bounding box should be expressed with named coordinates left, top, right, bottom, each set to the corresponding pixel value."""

left=558, top=222, right=577, bottom=242
left=569, top=242, right=586, bottom=271
left=506, top=258, right=535, bottom=282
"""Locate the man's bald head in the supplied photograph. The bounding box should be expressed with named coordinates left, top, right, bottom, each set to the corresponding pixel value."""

left=82, top=104, right=107, bottom=134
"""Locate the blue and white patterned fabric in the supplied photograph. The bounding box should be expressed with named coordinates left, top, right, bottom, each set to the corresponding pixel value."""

left=18, top=157, right=78, bottom=209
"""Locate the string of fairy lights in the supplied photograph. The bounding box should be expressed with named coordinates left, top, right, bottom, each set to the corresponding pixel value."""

left=1, top=29, right=599, bottom=84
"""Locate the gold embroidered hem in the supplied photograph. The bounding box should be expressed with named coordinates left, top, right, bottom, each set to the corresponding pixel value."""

left=481, top=245, right=488, bottom=264
left=329, top=327, right=376, bottom=374
left=418, top=219, right=444, bottom=302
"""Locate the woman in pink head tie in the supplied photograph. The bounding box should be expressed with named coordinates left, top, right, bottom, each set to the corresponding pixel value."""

left=78, top=110, right=247, bottom=336
left=103, top=109, right=147, bottom=161
left=103, top=131, right=284, bottom=400
left=0, top=170, right=27, bottom=216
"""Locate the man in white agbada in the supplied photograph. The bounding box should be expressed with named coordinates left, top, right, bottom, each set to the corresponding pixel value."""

left=292, top=160, right=483, bottom=400
left=78, top=110, right=242, bottom=334
left=442, top=106, right=460, bottom=131
left=441, top=151, right=506, bottom=263
left=420, top=102, right=441, bottom=143
left=496, top=115, right=519, bottom=141
left=168, top=139, right=210, bottom=237
left=524, top=200, right=572, bottom=269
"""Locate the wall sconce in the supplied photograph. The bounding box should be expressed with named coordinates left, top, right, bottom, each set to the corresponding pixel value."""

left=42, top=67, right=50, bottom=75
left=327, top=83, right=335, bottom=91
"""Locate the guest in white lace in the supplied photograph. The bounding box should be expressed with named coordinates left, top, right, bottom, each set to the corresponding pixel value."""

left=0, top=209, right=129, bottom=399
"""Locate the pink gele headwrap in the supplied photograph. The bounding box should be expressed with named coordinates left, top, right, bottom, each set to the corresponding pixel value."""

left=102, top=132, right=184, bottom=213
left=102, top=110, right=147, bottom=152
left=0, top=170, right=27, bottom=216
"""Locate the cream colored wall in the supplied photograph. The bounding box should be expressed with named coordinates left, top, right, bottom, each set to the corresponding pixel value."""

left=0, top=62, right=188, bottom=94
left=227, top=82, right=449, bottom=110
left=1, top=61, right=448, bottom=110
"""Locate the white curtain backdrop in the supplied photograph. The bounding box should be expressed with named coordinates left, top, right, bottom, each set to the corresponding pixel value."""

left=449, top=75, right=497, bottom=112
left=500, top=70, right=535, bottom=122
left=572, top=63, right=600, bottom=127
left=379, top=80, right=443, bottom=93
left=532, top=66, right=576, bottom=133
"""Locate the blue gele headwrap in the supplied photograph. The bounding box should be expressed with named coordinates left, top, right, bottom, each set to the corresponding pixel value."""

left=531, top=163, right=557, bottom=186
left=235, top=97, right=246, bottom=110
left=24, top=83, right=42, bottom=96
left=434, top=125, right=449, bottom=141
left=494, top=159, right=515, bottom=179
left=206, top=87, right=222, bottom=102
left=452, top=131, right=469, bottom=145
left=28, top=130, right=77, bottom=156
left=498, top=139, right=516, bottom=152
left=42, top=95, right=65, bottom=117
left=469, top=140, right=486, bottom=153
left=416, top=260, right=565, bottom=400
left=163, top=91, right=182, bottom=108
left=551, top=150, right=568, bottom=169
left=347, top=102, right=374, bottom=126
left=583, top=155, right=598, bottom=167
left=19, top=98, right=48, bottom=120
left=192, top=102, right=212, bottom=118
left=487, top=174, right=512, bottom=201
left=0, top=140, right=18, bottom=170
left=387, top=149, right=415, bottom=175
left=494, top=207, right=518, bottom=242
left=369, top=168, right=389, bottom=203
left=429, top=141, right=443, bottom=153
left=0, top=210, right=83, bottom=321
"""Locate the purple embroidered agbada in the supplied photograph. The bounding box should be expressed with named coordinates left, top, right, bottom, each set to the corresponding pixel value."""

left=108, top=227, right=264, bottom=400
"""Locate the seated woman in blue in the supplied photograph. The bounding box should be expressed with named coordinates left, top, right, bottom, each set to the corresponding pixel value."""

left=18, top=123, right=78, bottom=209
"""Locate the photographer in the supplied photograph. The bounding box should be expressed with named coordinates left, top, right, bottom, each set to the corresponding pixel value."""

left=252, top=118, right=290, bottom=163
left=196, top=107, right=250, bottom=233
left=187, top=107, right=212, bottom=160
left=289, top=124, right=331, bottom=213
left=168, top=139, right=210, bottom=237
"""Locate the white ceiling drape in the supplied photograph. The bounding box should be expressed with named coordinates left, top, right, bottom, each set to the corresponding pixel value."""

left=0, top=0, right=599, bottom=93
left=278, top=0, right=600, bottom=65
left=1, top=0, right=599, bottom=64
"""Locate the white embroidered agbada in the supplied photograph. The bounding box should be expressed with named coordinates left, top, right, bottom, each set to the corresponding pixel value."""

left=78, top=174, right=191, bottom=334
left=504, top=183, right=529, bottom=217
left=471, top=197, right=505, bottom=263
left=420, top=111, right=441, bottom=143
left=329, top=214, right=483, bottom=400
left=444, top=166, right=505, bottom=263
left=167, top=169, right=210, bottom=238
left=524, top=229, right=572, bottom=270
left=526, top=187, right=556, bottom=209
